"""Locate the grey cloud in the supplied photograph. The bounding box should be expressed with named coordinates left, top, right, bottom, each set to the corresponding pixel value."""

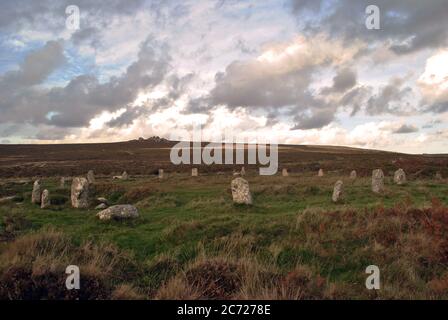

left=366, top=78, right=413, bottom=115
left=393, top=124, right=419, bottom=134
left=290, top=0, right=448, bottom=54
left=426, top=102, right=448, bottom=114
left=1, top=41, right=65, bottom=89
left=291, top=108, right=336, bottom=130
left=321, top=68, right=357, bottom=94
left=0, top=0, right=145, bottom=30
left=106, top=73, right=194, bottom=128
left=208, top=60, right=315, bottom=109
left=0, top=37, right=171, bottom=129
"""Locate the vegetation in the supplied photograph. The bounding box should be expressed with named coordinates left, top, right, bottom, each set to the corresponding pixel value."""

left=0, top=172, right=447, bottom=299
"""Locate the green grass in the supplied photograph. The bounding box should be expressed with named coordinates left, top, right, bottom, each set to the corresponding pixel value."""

left=1, top=173, right=448, bottom=299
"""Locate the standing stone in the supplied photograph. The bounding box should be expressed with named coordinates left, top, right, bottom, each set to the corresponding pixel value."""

left=241, top=167, right=246, bottom=176
left=350, top=170, right=357, bottom=179
left=192, top=168, right=198, bottom=177
left=231, top=177, right=252, bottom=205
left=394, top=168, right=407, bottom=185
left=60, top=177, right=66, bottom=188
left=121, top=171, right=129, bottom=180
left=372, top=169, right=385, bottom=193
left=318, top=169, right=324, bottom=177
left=282, top=168, right=289, bottom=177
left=87, top=170, right=95, bottom=184
left=332, top=180, right=344, bottom=203
left=41, top=189, right=50, bottom=209
left=435, top=172, right=443, bottom=180
left=158, top=169, right=164, bottom=179
left=31, top=180, right=42, bottom=204
left=71, top=177, right=89, bottom=209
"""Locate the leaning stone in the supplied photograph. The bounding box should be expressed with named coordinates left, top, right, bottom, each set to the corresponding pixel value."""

left=372, top=169, right=385, bottom=193
left=71, top=177, right=89, bottom=209
left=87, top=170, right=95, bottom=184
left=96, top=205, right=139, bottom=221
left=282, top=168, right=289, bottom=177
left=158, top=169, right=164, bottom=179
left=41, top=189, right=50, bottom=209
left=31, top=180, right=42, bottom=204
left=121, top=171, right=129, bottom=180
left=231, top=177, right=252, bottom=205
left=332, top=180, right=344, bottom=203
left=318, top=169, right=324, bottom=177
left=95, top=203, right=108, bottom=210
left=350, top=170, right=357, bottom=179
left=394, top=168, right=407, bottom=185
left=192, top=168, right=198, bottom=177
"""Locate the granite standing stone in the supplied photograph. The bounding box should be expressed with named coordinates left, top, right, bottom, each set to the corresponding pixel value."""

left=231, top=177, right=253, bottom=205
left=372, top=169, right=385, bottom=193
left=71, top=177, right=89, bottom=209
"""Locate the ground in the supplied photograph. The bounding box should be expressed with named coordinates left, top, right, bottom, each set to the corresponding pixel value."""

left=0, top=142, right=447, bottom=299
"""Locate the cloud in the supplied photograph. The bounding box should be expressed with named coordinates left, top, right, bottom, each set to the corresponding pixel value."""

left=289, top=0, right=448, bottom=55
left=186, top=35, right=364, bottom=129
left=0, top=37, right=171, bottom=128
left=291, top=108, right=336, bottom=130
left=366, top=77, right=414, bottom=115
left=393, top=124, right=419, bottom=134
left=321, top=68, right=357, bottom=94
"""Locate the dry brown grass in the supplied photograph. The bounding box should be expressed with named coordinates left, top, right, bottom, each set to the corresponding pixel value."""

left=0, top=227, right=139, bottom=300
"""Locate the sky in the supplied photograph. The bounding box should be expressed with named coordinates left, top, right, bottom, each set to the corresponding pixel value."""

left=0, top=0, right=447, bottom=154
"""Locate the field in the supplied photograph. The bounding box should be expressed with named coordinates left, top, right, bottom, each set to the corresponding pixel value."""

left=0, top=140, right=448, bottom=299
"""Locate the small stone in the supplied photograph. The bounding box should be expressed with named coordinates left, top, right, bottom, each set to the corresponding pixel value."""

left=435, top=172, right=443, bottom=180
left=282, top=168, right=289, bottom=177
left=372, top=169, right=385, bottom=193
left=95, top=203, right=108, bottom=210
left=121, top=171, right=129, bottom=180
left=332, top=180, right=344, bottom=203
left=192, top=168, right=198, bottom=177
left=97, top=197, right=108, bottom=204
left=41, top=189, right=50, bottom=209
left=158, top=169, right=164, bottom=179
left=71, top=177, right=89, bottom=209
left=231, top=177, right=252, bottom=205
left=87, top=170, right=95, bottom=184
left=240, top=167, right=246, bottom=176
left=60, top=177, right=66, bottom=188
left=394, top=168, right=407, bottom=185
left=350, top=170, right=357, bottom=179
left=97, top=205, right=139, bottom=221
left=318, top=169, right=324, bottom=177
left=31, top=180, right=42, bottom=204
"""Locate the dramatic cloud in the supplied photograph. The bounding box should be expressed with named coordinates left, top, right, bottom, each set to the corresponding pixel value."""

left=0, top=37, right=171, bottom=129
left=0, top=0, right=446, bottom=153
left=290, top=0, right=448, bottom=54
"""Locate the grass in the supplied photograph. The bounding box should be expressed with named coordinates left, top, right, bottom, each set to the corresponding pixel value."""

left=0, top=172, right=448, bottom=299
